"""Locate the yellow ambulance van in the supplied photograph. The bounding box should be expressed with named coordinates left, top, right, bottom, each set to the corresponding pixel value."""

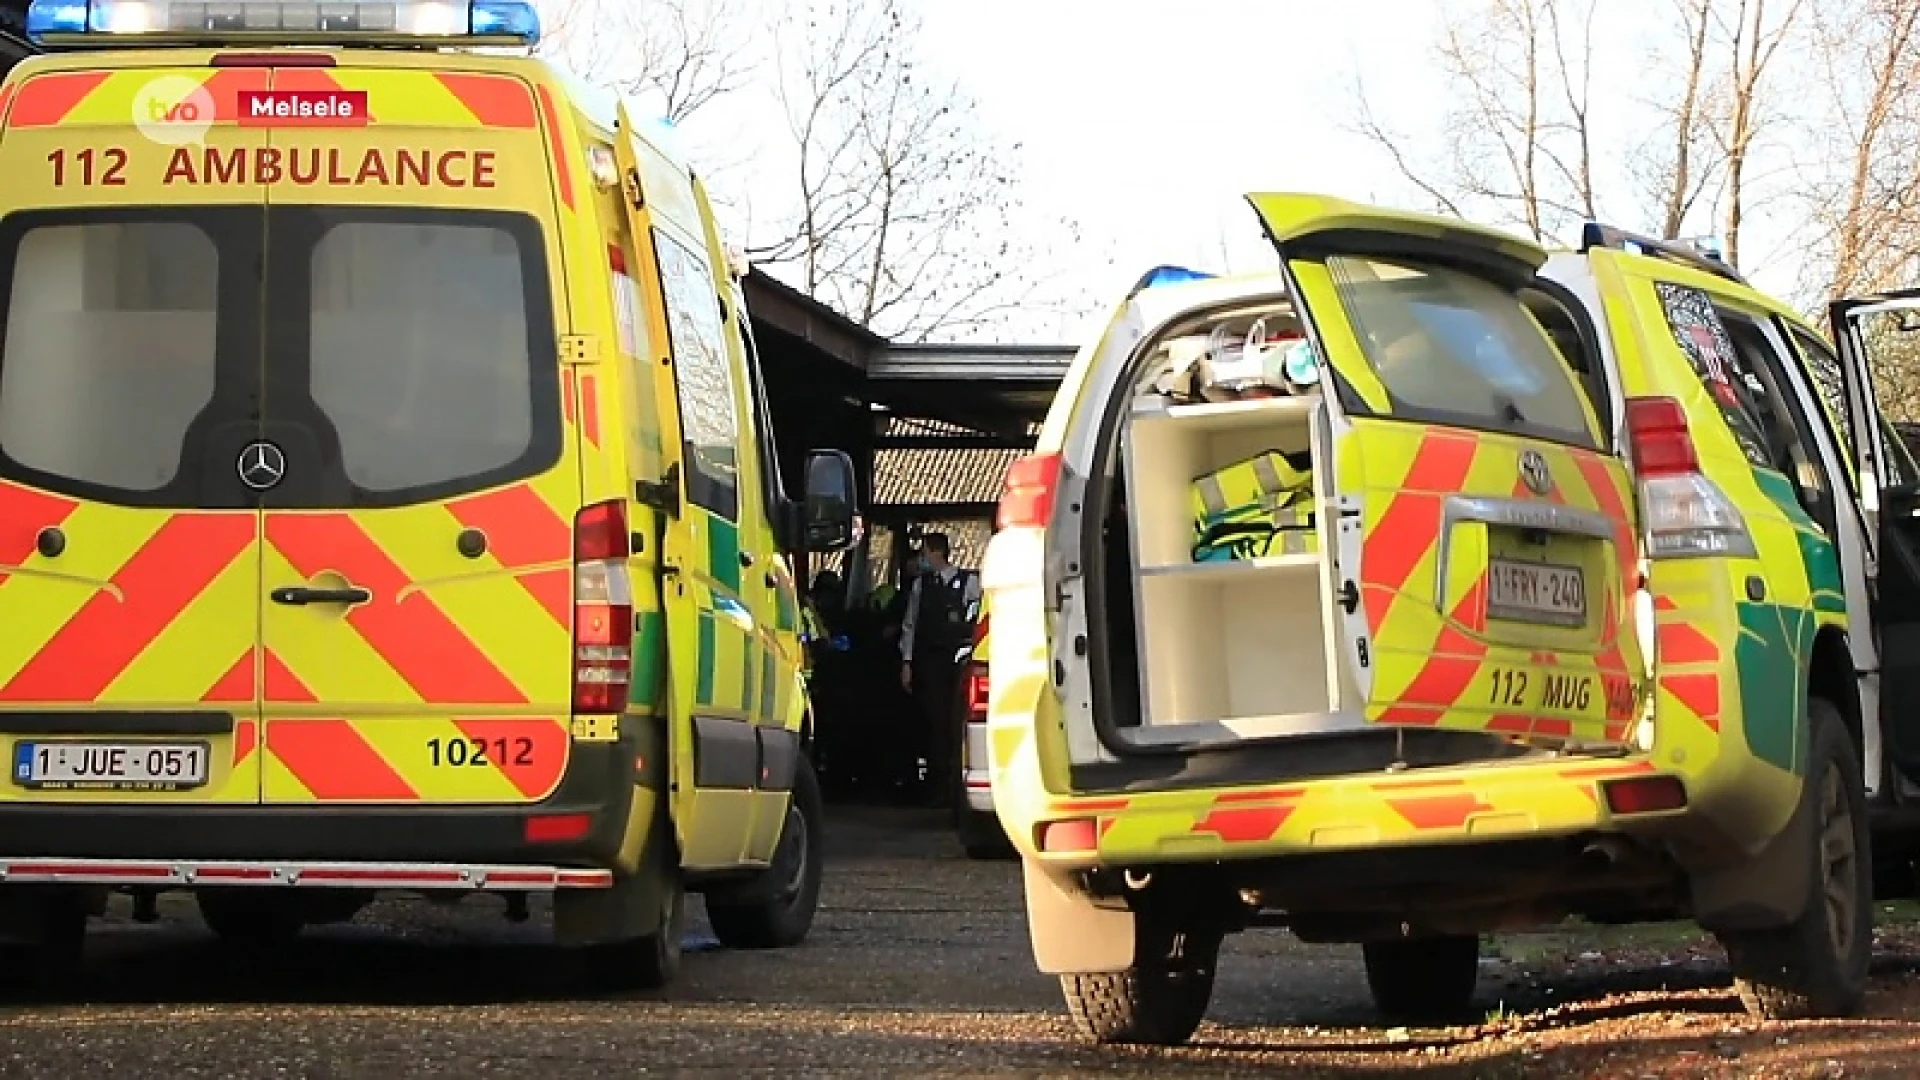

left=0, top=0, right=861, bottom=991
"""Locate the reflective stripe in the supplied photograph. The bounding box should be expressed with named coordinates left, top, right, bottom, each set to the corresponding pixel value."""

left=1251, top=453, right=1283, bottom=492
left=1196, top=475, right=1228, bottom=516
left=0, top=858, right=614, bottom=890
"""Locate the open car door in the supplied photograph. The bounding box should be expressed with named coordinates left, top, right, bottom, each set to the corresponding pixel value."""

left=1829, top=291, right=1920, bottom=783
left=1245, top=193, right=1645, bottom=748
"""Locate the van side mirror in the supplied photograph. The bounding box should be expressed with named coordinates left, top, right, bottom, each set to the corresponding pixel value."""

left=801, top=449, right=858, bottom=552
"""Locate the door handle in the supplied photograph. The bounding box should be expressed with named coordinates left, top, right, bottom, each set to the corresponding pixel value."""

left=739, top=551, right=755, bottom=568
left=271, top=586, right=371, bottom=606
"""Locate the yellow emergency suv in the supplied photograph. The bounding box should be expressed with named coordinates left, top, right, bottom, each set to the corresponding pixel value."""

left=0, top=0, right=861, bottom=990
left=985, top=194, right=1896, bottom=1044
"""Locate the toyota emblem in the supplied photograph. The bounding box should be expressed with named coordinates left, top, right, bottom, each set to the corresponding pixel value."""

left=237, top=441, right=287, bottom=492
left=1519, top=449, right=1552, bottom=496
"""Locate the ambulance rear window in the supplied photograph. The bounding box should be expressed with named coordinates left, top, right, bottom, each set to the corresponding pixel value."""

left=307, top=219, right=540, bottom=496
left=0, top=220, right=219, bottom=495
left=0, top=206, right=559, bottom=510
left=1325, top=255, right=1600, bottom=450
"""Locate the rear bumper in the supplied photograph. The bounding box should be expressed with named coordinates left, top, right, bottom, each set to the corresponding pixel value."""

left=1010, top=754, right=1691, bottom=871
left=964, top=771, right=995, bottom=813
left=0, top=858, right=613, bottom=891
left=0, top=737, right=651, bottom=875
left=963, top=720, right=994, bottom=813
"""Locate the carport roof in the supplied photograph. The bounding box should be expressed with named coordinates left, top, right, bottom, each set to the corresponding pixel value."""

left=741, top=275, right=1073, bottom=444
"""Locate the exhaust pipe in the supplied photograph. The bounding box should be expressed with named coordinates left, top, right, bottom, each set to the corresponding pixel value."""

left=1579, top=837, right=1629, bottom=872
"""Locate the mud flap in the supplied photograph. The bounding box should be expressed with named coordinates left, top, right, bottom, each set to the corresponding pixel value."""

left=1024, top=859, right=1136, bottom=974
left=554, top=785, right=672, bottom=948
left=1690, top=775, right=1814, bottom=933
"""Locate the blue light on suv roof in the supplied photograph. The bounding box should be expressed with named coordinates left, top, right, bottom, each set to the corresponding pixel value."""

left=1130, top=265, right=1216, bottom=294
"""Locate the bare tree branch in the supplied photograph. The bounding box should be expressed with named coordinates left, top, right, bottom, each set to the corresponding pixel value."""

left=535, top=0, right=752, bottom=125
left=1341, top=0, right=1605, bottom=243
left=753, top=0, right=1075, bottom=341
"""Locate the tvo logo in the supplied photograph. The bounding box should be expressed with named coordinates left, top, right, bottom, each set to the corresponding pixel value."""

left=133, top=75, right=217, bottom=146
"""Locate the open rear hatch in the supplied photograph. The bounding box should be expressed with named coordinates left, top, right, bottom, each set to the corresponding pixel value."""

left=1059, top=195, right=1644, bottom=771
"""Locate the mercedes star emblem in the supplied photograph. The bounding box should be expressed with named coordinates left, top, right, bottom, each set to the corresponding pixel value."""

left=1519, top=449, right=1552, bottom=497
left=237, top=441, right=287, bottom=492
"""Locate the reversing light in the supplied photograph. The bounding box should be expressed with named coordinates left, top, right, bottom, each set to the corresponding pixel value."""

left=27, top=0, right=543, bottom=45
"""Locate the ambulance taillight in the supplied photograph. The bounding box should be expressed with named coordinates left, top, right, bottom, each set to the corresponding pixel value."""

left=1625, top=396, right=1757, bottom=559
left=572, top=500, right=633, bottom=716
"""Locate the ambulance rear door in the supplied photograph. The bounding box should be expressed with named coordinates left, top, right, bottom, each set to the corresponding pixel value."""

left=1247, top=193, right=1645, bottom=748
left=252, top=60, right=583, bottom=808
left=0, top=57, right=270, bottom=806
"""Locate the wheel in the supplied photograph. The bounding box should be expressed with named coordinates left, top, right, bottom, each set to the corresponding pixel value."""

left=957, top=808, right=1014, bottom=861
left=1720, top=696, right=1872, bottom=1021
left=1362, top=934, right=1480, bottom=1021
left=1059, top=920, right=1221, bottom=1046
left=584, top=872, right=686, bottom=992
left=951, top=717, right=1013, bottom=860
left=197, top=890, right=305, bottom=947
left=706, top=754, right=826, bottom=950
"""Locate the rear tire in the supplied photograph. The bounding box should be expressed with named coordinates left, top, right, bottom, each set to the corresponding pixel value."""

left=1060, top=920, right=1221, bottom=1046
left=1362, top=934, right=1480, bottom=1021
left=584, top=873, right=685, bottom=992
left=1720, top=696, right=1872, bottom=1021
left=957, top=809, right=1014, bottom=860
left=706, top=755, right=826, bottom=950
left=952, top=750, right=1013, bottom=860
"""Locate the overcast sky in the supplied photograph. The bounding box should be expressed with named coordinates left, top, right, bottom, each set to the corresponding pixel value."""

left=547, top=0, right=1815, bottom=344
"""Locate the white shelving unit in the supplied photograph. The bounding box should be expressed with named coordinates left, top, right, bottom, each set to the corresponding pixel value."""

left=1119, top=393, right=1345, bottom=741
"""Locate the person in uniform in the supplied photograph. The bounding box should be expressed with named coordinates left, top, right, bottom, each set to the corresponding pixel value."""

left=897, top=533, right=981, bottom=806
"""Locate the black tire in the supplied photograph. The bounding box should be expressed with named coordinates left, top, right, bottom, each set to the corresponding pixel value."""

left=957, top=808, right=1014, bottom=861
left=1362, top=934, right=1480, bottom=1021
left=706, top=754, right=826, bottom=950
left=1059, top=922, right=1221, bottom=1046
left=1720, top=696, right=1872, bottom=1021
left=950, top=736, right=1013, bottom=861
left=197, top=890, right=305, bottom=947
left=584, top=872, right=685, bottom=992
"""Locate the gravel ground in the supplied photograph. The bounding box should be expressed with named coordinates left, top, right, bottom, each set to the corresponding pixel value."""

left=4, top=807, right=1920, bottom=1078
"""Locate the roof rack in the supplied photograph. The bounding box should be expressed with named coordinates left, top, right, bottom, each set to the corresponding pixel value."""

left=1578, top=222, right=1746, bottom=286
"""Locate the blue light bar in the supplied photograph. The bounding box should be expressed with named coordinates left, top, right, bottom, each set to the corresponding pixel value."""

left=1129, top=265, right=1216, bottom=296
left=27, top=0, right=542, bottom=46
left=471, top=1, right=539, bottom=38
left=25, top=1, right=86, bottom=36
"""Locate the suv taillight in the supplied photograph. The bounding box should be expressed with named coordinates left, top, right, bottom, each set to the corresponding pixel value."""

left=997, top=452, right=1061, bottom=530
left=572, top=500, right=633, bottom=714
left=964, top=664, right=990, bottom=721
left=1626, top=396, right=1756, bottom=559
